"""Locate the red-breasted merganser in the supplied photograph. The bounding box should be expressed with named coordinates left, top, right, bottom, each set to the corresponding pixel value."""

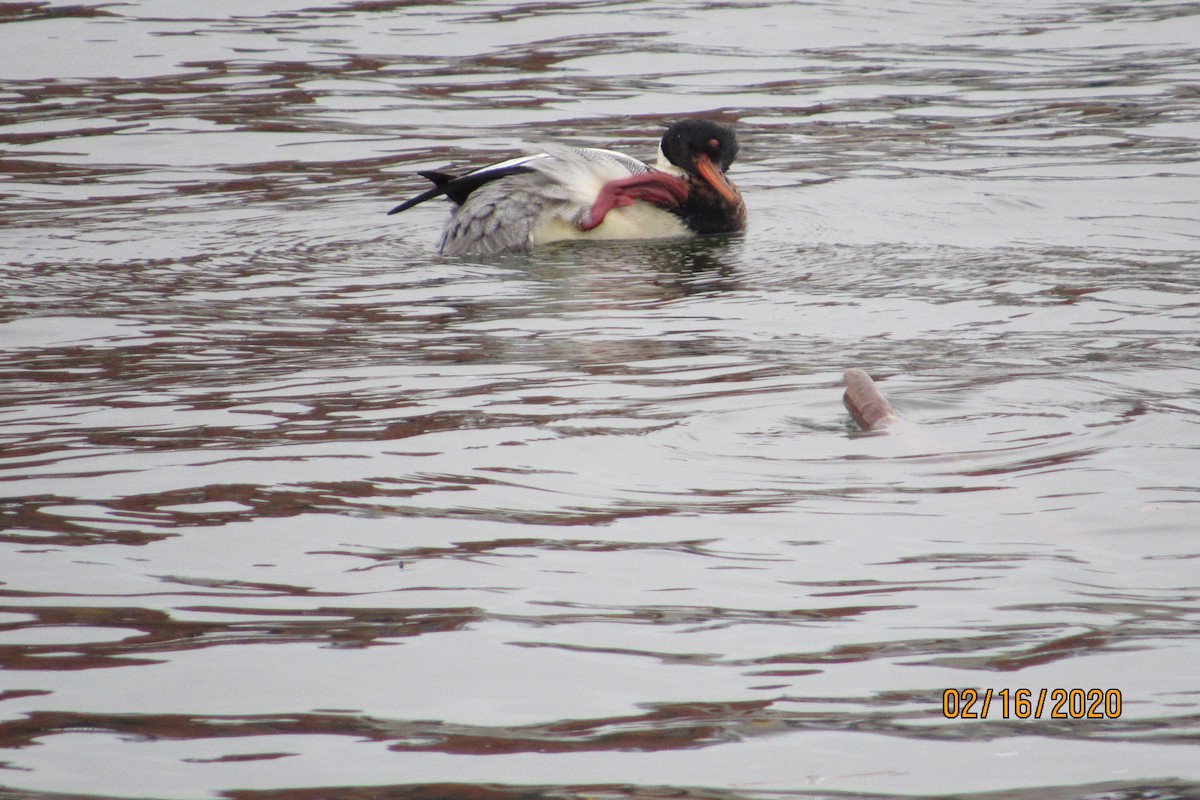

left=388, top=119, right=746, bottom=256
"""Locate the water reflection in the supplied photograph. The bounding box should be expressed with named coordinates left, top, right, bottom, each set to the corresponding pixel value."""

left=3, top=0, right=1200, bottom=798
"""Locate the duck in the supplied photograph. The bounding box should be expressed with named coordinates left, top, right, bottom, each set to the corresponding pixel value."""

left=388, top=119, right=746, bottom=256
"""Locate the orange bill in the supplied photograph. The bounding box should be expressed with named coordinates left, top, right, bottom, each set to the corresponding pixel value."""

left=694, top=153, right=739, bottom=204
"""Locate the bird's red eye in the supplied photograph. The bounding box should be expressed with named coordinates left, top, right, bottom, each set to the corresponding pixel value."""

left=708, top=138, right=719, bottom=150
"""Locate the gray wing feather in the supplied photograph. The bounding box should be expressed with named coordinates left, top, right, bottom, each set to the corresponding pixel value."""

left=439, top=179, right=547, bottom=256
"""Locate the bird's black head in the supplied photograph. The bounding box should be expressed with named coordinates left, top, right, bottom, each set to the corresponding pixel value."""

left=660, top=119, right=740, bottom=175
left=658, top=120, right=743, bottom=223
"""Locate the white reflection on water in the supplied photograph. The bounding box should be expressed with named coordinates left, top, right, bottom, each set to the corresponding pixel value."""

left=1, top=0, right=1199, bottom=799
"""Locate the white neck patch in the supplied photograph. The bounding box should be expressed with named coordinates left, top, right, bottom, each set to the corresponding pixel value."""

left=656, top=143, right=687, bottom=177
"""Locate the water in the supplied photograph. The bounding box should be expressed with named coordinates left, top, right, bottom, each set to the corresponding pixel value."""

left=2, top=1, right=1199, bottom=798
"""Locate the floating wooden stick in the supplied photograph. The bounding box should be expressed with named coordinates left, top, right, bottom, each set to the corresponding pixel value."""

left=843, top=368, right=901, bottom=432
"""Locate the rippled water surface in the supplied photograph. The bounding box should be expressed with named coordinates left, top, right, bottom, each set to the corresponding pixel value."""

left=2, top=1, right=1200, bottom=798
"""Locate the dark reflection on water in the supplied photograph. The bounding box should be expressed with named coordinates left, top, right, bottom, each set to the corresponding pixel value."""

left=221, top=783, right=1200, bottom=800
left=2, top=692, right=1198, bottom=760
left=2, top=782, right=1199, bottom=800
left=3, top=0, right=1200, bottom=797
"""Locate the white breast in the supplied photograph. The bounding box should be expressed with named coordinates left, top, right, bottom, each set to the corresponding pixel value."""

left=531, top=201, right=688, bottom=246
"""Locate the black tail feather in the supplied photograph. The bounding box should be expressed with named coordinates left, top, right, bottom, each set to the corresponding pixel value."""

left=387, top=171, right=458, bottom=215
left=387, top=164, right=536, bottom=216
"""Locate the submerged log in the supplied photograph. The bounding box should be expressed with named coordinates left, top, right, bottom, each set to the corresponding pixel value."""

left=843, top=368, right=901, bottom=432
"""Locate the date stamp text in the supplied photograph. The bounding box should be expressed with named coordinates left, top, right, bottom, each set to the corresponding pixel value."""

left=942, top=688, right=1122, bottom=719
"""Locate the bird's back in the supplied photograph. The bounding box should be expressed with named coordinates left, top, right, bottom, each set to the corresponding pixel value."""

left=438, top=144, right=655, bottom=256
